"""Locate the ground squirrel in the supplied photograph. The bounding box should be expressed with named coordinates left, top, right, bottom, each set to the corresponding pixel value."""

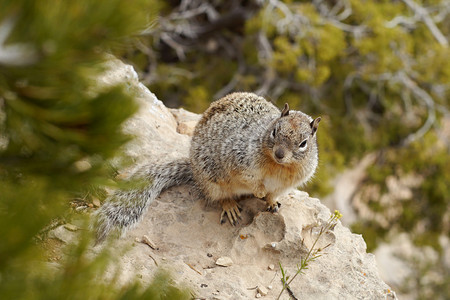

left=95, top=92, right=321, bottom=241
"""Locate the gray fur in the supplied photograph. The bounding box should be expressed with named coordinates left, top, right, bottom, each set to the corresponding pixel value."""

left=94, top=159, right=193, bottom=242
left=190, top=93, right=320, bottom=205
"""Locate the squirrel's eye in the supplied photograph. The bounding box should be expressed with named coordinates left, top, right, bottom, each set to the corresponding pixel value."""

left=271, top=128, right=276, bottom=138
left=299, top=139, right=307, bottom=151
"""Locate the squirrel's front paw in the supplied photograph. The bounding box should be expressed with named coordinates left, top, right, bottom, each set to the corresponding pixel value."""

left=266, top=201, right=281, bottom=213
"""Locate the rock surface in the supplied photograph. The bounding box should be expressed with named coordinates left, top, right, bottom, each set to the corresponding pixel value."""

left=89, top=59, right=397, bottom=299
left=215, top=257, right=233, bottom=267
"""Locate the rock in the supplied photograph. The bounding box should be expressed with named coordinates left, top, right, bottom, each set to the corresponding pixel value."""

left=48, top=225, right=77, bottom=244
left=257, top=286, right=268, bottom=296
left=170, top=108, right=201, bottom=136
left=92, top=197, right=101, bottom=207
left=63, top=224, right=78, bottom=232
left=140, top=235, right=157, bottom=249
left=176, top=121, right=198, bottom=136
left=96, top=58, right=190, bottom=174
left=73, top=159, right=91, bottom=173
left=268, top=264, right=274, bottom=270
left=255, top=293, right=261, bottom=298
left=89, top=59, right=397, bottom=300
left=215, top=257, right=233, bottom=267
left=75, top=206, right=87, bottom=211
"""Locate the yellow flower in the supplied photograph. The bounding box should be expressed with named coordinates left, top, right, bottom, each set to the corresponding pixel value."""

left=333, top=210, right=343, bottom=220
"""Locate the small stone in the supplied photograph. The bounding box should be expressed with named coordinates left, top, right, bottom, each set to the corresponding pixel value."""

left=48, top=225, right=76, bottom=244
left=255, top=293, right=262, bottom=298
left=268, top=264, right=275, bottom=270
left=215, top=256, right=233, bottom=267
left=63, top=224, right=78, bottom=232
left=92, top=198, right=101, bottom=207
left=267, top=285, right=272, bottom=290
left=257, top=286, right=268, bottom=296
left=141, top=235, right=157, bottom=249
left=73, top=159, right=91, bottom=172
left=271, top=242, right=277, bottom=248
left=177, top=121, right=198, bottom=136
left=207, top=253, right=213, bottom=257
left=88, top=203, right=94, bottom=208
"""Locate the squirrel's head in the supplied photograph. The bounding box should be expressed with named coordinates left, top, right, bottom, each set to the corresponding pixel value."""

left=263, top=103, right=321, bottom=165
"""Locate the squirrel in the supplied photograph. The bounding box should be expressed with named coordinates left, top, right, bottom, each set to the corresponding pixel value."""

left=95, top=92, right=321, bottom=241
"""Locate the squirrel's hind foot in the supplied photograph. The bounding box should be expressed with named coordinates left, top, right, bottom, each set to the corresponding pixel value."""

left=220, top=199, right=242, bottom=226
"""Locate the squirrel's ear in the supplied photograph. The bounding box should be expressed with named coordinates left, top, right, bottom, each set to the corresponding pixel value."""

left=310, top=117, right=321, bottom=136
left=281, top=103, right=289, bottom=117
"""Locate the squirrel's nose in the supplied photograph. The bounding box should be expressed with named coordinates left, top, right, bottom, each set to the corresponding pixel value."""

left=275, top=148, right=285, bottom=160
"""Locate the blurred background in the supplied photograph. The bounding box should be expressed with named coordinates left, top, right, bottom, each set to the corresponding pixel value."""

left=1, top=0, right=449, bottom=299
left=122, top=1, right=450, bottom=297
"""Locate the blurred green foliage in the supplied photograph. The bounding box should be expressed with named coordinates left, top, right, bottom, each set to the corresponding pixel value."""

left=0, top=0, right=190, bottom=299
left=402, top=252, right=450, bottom=300
left=357, top=132, right=450, bottom=252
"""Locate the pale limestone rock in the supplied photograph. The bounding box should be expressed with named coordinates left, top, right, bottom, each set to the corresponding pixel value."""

left=63, top=224, right=79, bottom=232
left=95, top=58, right=190, bottom=175
left=91, top=59, right=397, bottom=300
left=92, top=197, right=101, bottom=207
left=215, top=257, right=233, bottom=267
left=257, top=286, right=268, bottom=296
left=170, top=108, right=201, bottom=136
left=48, top=225, right=77, bottom=244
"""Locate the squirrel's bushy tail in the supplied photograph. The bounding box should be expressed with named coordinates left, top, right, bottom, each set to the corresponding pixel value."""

left=94, top=158, right=193, bottom=242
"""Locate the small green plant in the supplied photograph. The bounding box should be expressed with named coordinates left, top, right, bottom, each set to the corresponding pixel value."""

left=277, top=210, right=342, bottom=300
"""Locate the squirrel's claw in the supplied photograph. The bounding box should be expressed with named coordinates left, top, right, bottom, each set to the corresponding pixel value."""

left=220, top=200, right=242, bottom=225
left=266, top=201, right=281, bottom=213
